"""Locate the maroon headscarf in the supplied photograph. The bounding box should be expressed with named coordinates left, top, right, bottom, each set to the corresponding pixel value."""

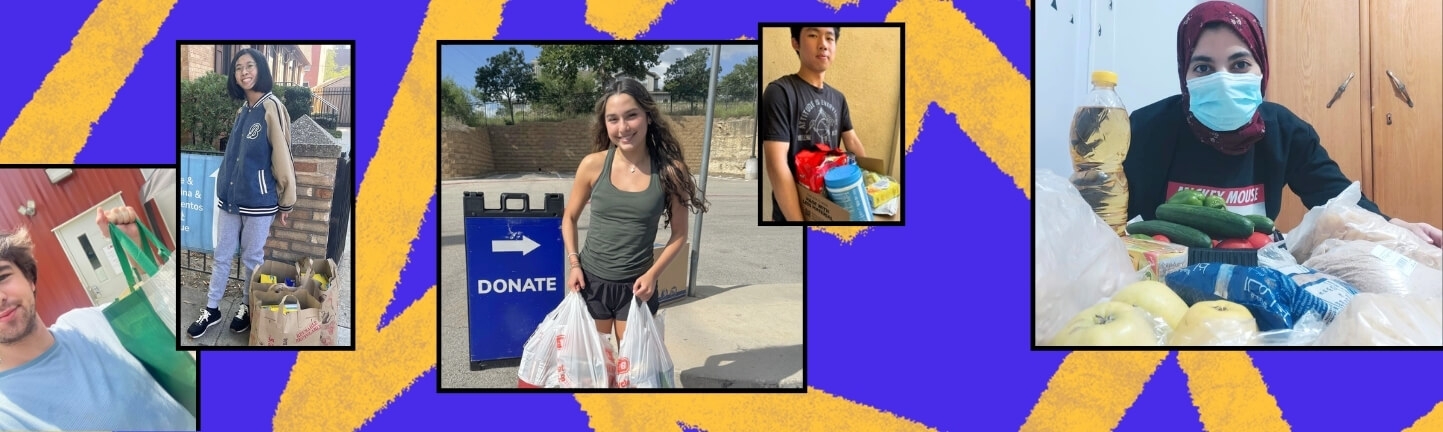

left=1177, top=1, right=1269, bottom=155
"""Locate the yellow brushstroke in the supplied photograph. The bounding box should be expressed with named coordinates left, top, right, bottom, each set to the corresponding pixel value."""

left=1404, top=401, right=1443, bottom=432
left=1020, top=351, right=1170, bottom=432
left=1176, top=352, right=1291, bottom=432
left=0, top=0, right=176, bottom=162
left=821, top=0, right=861, bottom=10
left=273, top=0, right=506, bottom=430
left=738, top=35, right=754, bottom=40
left=578, top=386, right=935, bottom=431
left=811, top=226, right=869, bottom=244
left=886, top=0, right=1032, bottom=199
left=277, top=288, right=439, bottom=430
left=586, top=0, right=675, bottom=39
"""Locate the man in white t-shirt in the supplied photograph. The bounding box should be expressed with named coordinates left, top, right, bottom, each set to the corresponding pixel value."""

left=0, top=222, right=195, bottom=430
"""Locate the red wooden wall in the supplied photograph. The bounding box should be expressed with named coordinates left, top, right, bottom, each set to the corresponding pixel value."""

left=0, top=169, right=158, bottom=326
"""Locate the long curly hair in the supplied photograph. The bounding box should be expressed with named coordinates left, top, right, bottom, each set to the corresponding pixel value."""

left=590, top=78, right=710, bottom=228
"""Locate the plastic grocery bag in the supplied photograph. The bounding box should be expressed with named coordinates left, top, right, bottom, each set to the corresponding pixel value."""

left=617, top=298, right=676, bottom=388
left=1314, top=293, right=1443, bottom=346
left=1164, top=263, right=1358, bottom=332
left=517, top=291, right=616, bottom=388
left=1286, top=182, right=1442, bottom=269
left=1035, top=169, right=1140, bottom=343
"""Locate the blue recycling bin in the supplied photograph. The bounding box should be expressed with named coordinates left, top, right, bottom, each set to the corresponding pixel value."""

left=464, top=192, right=567, bottom=369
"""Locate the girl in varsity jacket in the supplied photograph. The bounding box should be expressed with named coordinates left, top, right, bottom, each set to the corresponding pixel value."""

left=187, top=47, right=298, bottom=340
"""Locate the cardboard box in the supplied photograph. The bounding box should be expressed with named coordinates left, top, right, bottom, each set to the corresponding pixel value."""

left=1123, top=237, right=1189, bottom=282
left=796, top=156, right=900, bottom=222
left=652, top=242, right=690, bottom=303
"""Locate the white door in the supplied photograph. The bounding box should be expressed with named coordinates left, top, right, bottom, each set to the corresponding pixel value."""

left=53, top=193, right=130, bottom=306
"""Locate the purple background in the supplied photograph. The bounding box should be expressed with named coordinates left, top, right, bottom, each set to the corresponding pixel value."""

left=3, top=0, right=1437, bottom=430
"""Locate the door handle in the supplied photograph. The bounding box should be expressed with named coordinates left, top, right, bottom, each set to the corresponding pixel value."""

left=1386, top=70, right=1414, bottom=108
left=1326, top=72, right=1355, bottom=109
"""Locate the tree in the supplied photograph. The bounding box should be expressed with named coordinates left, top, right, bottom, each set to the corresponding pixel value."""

left=664, top=47, right=712, bottom=110
left=532, top=45, right=667, bottom=116
left=326, top=47, right=351, bottom=81
left=440, top=76, right=479, bottom=126
left=473, top=47, right=540, bottom=124
left=718, top=54, right=757, bottom=102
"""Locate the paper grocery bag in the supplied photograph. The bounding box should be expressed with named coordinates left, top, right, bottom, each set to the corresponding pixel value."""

left=249, top=285, right=330, bottom=346
left=299, top=258, right=339, bottom=346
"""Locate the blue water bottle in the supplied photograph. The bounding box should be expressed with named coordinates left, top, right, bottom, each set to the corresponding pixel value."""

left=824, top=164, right=875, bottom=221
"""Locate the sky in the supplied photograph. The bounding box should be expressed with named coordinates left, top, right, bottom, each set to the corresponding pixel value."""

left=440, top=44, right=757, bottom=115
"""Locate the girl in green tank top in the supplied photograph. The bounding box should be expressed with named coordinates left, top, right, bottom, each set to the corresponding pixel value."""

left=561, top=78, right=710, bottom=344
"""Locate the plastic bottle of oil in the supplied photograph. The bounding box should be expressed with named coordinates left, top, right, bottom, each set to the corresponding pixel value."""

left=1069, top=70, right=1131, bottom=236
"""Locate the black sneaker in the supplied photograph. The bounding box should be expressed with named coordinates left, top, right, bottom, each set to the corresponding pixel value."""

left=187, top=308, right=221, bottom=339
left=230, top=303, right=250, bottom=333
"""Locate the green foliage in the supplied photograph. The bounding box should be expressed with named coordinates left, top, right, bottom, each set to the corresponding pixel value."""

left=664, top=47, right=712, bottom=109
left=719, top=55, right=758, bottom=102
left=440, top=76, right=480, bottom=127
left=278, top=86, right=313, bottom=123
left=474, top=47, right=541, bottom=124
left=179, top=72, right=237, bottom=151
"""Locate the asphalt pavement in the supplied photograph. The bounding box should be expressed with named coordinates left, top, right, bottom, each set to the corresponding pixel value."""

left=438, top=173, right=804, bottom=389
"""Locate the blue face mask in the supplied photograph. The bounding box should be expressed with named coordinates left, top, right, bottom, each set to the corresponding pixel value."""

left=1186, top=72, right=1263, bottom=131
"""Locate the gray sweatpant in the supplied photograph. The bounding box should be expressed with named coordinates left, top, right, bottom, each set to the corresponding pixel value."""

left=207, top=211, right=274, bottom=309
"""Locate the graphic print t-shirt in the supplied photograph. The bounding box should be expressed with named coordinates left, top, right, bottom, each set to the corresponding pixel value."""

left=762, top=74, right=854, bottom=220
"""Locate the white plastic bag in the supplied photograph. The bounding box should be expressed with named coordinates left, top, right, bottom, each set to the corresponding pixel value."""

left=617, top=298, right=676, bottom=388
left=1286, top=182, right=1442, bottom=269
left=522, top=291, right=616, bottom=388
left=1035, top=169, right=1140, bottom=343
left=1314, top=293, right=1443, bottom=346
left=517, top=295, right=566, bottom=388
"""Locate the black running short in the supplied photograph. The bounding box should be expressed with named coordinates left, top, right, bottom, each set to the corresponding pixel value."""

left=580, top=269, right=660, bottom=321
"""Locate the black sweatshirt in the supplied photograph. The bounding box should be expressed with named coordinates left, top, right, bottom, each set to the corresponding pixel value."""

left=1121, top=95, right=1387, bottom=224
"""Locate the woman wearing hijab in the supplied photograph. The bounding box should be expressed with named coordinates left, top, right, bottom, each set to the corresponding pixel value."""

left=1123, top=1, right=1442, bottom=245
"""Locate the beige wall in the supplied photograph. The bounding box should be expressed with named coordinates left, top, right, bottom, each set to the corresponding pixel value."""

left=440, top=116, right=757, bottom=179
left=760, top=26, right=902, bottom=175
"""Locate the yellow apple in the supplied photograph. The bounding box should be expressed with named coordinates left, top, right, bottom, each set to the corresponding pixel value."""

left=1111, top=280, right=1189, bottom=331
left=1169, top=300, right=1259, bottom=346
left=1050, top=301, right=1163, bottom=346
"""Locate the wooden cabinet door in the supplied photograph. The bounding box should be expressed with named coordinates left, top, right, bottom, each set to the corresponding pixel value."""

left=1266, top=0, right=1370, bottom=233
left=1369, top=0, right=1443, bottom=228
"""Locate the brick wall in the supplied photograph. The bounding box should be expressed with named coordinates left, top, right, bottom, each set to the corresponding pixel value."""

left=184, top=45, right=216, bottom=81
left=441, top=118, right=495, bottom=179
left=440, top=115, right=756, bottom=179
left=265, top=156, right=338, bottom=265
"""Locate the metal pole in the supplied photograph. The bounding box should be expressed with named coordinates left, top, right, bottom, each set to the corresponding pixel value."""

left=687, top=45, right=722, bottom=298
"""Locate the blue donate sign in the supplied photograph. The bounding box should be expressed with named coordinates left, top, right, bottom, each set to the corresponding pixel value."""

left=180, top=153, right=222, bottom=254
left=464, top=192, right=567, bottom=368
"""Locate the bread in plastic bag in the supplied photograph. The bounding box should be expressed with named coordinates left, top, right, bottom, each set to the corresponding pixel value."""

left=1314, top=293, right=1443, bottom=346
left=1303, top=239, right=1443, bottom=297
left=1163, top=263, right=1357, bottom=331
left=1035, top=169, right=1140, bottom=343
left=523, top=291, right=617, bottom=388
left=1048, top=301, right=1170, bottom=346
left=1168, top=300, right=1259, bottom=346
left=1286, top=181, right=1442, bottom=269
left=617, top=297, right=676, bottom=388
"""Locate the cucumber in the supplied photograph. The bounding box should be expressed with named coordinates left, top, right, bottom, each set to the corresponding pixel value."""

left=1155, top=203, right=1255, bottom=239
left=1244, top=214, right=1275, bottom=234
left=1127, top=220, right=1212, bottom=248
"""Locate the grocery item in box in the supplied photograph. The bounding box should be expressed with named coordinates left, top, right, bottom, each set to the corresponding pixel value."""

left=863, top=170, right=900, bottom=216
left=1123, top=237, right=1189, bottom=282
left=795, top=144, right=851, bottom=193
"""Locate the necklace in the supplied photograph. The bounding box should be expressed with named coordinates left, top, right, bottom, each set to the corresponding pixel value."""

left=630, top=165, right=636, bottom=173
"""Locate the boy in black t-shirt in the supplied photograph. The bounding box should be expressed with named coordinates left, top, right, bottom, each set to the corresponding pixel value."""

left=762, top=26, right=869, bottom=222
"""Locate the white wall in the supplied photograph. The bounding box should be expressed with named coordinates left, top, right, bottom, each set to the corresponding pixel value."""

left=1036, top=0, right=1266, bottom=180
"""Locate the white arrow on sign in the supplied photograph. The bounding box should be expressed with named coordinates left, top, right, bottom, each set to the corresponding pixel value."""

left=493, top=235, right=541, bottom=256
